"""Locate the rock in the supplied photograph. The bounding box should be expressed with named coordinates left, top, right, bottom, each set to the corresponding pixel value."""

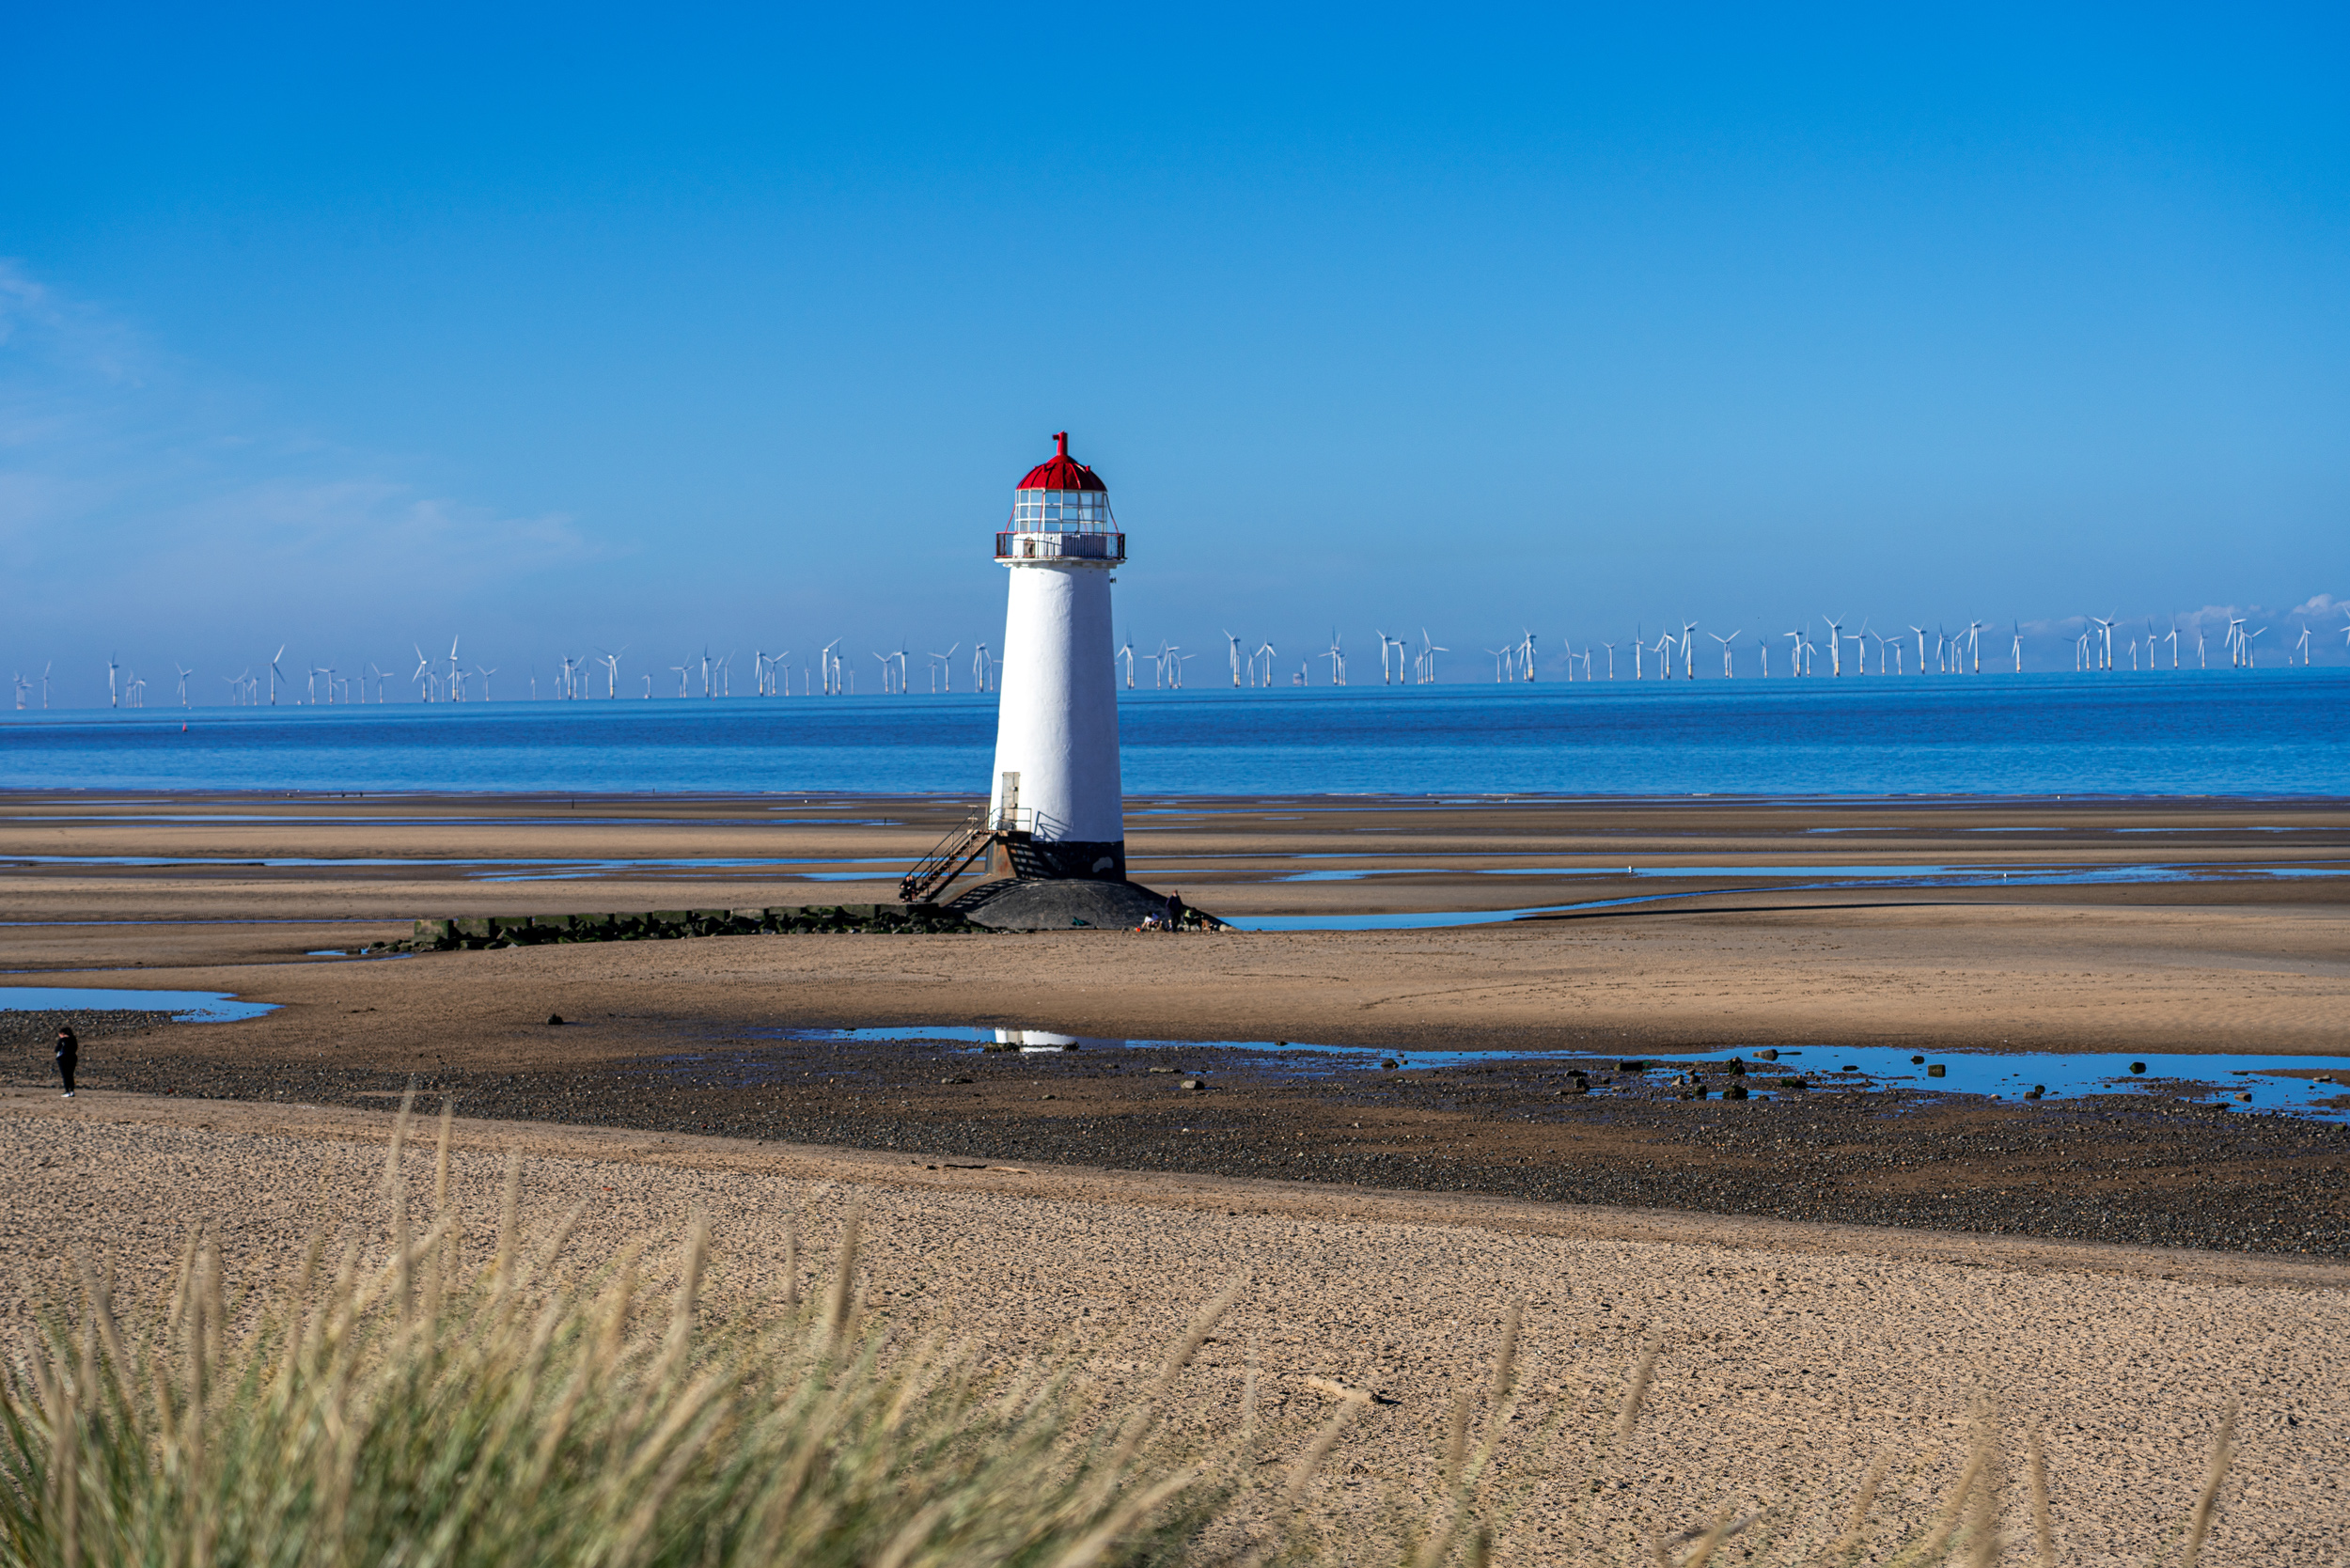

left=1381, top=1058, right=1399, bottom=1071
left=1724, top=1083, right=1749, bottom=1101
left=2130, top=1061, right=2148, bottom=1074
left=959, top=878, right=1221, bottom=933
left=1758, top=1048, right=1778, bottom=1060
left=1926, top=1063, right=1946, bottom=1077
left=1777, top=1076, right=1808, bottom=1090
left=940, top=1076, right=971, bottom=1085
left=1726, top=1058, right=1747, bottom=1076
left=2236, top=1090, right=2254, bottom=1102
left=1179, top=1079, right=1206, bottom=1091
left=1910, top=1055, right=1926, bottom=1065
left=1618, top=1060, right=1648, bottom=1072
left=1148, top=1066, right=1178, bottom=1074
left=546, top=1014, right=564, bottom=1027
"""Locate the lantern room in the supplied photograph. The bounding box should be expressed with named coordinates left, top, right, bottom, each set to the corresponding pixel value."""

left=996, top=431, right=1126, bottom=563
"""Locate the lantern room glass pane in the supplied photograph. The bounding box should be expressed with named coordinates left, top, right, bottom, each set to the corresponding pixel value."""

left=1010, top=488, right=1113, bottom=532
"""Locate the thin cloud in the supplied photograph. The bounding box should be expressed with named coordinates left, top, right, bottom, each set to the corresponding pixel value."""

left=0, top=260, right=600, bottom=631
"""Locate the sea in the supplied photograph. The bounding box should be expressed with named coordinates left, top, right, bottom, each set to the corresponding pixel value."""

left=1, top=672, right=2344, bottom=798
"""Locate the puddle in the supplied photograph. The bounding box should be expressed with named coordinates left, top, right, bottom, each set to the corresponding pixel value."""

left=1214, top=864, right=2347, bottom=930
left=1264, top=861, right=2345, bottom=886
left=0, top=986, right=277, bottom=1022
left=0, top=854, right=901, bottom=884
left=705, top=1026, right=2350, bottom=1118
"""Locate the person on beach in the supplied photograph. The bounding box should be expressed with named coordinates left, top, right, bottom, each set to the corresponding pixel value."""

left=54, top=1026, right=77, bottom=1098
left=1163, top=891, right=1183, bottom=930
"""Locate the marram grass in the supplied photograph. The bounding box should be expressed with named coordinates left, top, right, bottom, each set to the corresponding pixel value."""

left=0, top=1103, right=1255, bottom=1568
left=0, top=1100, right=2248, bottom=1567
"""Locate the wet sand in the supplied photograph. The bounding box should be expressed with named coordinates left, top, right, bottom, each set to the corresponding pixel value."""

left=5, top=792, right=2350, bottom=1257
left=4, top=791, right=2346, bottom=1055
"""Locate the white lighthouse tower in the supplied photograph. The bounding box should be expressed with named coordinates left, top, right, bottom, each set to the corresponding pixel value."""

left=985, top=432, right=1127, bottom=882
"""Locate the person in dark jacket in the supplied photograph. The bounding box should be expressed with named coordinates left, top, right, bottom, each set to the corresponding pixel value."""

left=54, top=1026, right=76, bottom=1098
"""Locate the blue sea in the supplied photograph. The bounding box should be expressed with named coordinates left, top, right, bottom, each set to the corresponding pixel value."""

left=2, top=673, right=2344, bottom=797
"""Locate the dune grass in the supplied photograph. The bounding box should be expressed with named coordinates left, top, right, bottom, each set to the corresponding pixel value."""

left=0, top=1098, right=2248, bottom=1567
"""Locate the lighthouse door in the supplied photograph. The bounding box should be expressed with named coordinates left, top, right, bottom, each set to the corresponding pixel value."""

left=997, top=772, right=1021, bottom=829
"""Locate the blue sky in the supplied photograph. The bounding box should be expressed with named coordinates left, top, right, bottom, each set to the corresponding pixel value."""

left=4, top=3, right=2346, bottom=702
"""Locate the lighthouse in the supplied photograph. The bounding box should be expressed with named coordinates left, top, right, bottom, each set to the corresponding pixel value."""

left=985, top=432, right=1127, bottom=882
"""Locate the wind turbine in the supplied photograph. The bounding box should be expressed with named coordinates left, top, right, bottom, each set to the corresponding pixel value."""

left=1117, top=636, right=1136, bottom=689
left=973, top=642, right=992, bottom=693
left=40, top=663, right=52, bottom=709
left=476, top=665, right=497, bottom=700
left=1601, top=640, right=1616, bottom=680
left=175, top=664, right=194, bottom=706
left=2011, top=622, right=2023, bottom=673
left=105, top=654, right=121, bottom=708
left=597, top=646, right=625, bottom=698
left=928, top=643, right=959, bottom=693
left=1418, top=629, right=1446, bottom=683
left=1707, top=630, right=1739, bottom=677
left=1518, top=629, right=1538, bottom=682
left=446, top=636, right=463, bottom=700
left=1254, top=641, right=1277, bottom=686
left=1906, top=625, right=1926, bottom=673
left=1324, top=632, right=1345, bottom=685
left=1226, top=630, right=1244, bottom=688
left=268, top=646, right=288, bottom=705
left=1821, top=617, right=1844, bottom=677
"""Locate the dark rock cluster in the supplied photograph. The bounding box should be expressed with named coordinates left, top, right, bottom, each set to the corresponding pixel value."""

left=388, top=903, right=986, bottom=951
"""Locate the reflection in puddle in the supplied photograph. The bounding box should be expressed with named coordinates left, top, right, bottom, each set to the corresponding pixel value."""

left=730, top=1026, right=2350, bottom=1120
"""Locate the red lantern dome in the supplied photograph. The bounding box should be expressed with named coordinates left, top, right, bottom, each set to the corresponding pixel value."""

left=1018, top=431, right=1107, bottom=494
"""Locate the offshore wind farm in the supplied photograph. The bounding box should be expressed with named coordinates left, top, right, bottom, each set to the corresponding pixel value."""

left=13, top=596, right=2346, bottom=713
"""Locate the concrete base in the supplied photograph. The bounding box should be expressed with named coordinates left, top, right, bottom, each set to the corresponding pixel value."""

left=985, top=836, right=1126, bottom=882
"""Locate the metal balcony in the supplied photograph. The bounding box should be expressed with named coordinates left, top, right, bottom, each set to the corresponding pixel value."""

left=995, top=530, right=1125, bottom=563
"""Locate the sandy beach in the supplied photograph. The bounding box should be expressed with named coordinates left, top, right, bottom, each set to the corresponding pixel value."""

left=4, top=790, right=2347, bottom=1556
left=4, top=1088, right=2342, bottom=1563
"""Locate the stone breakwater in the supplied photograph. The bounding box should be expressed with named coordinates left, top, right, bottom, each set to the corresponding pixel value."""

left=385, top=903, right=985, bottom=951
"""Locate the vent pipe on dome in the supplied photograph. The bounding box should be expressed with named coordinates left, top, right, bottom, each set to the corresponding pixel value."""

left=1054, top=431, right=1069, bottom=458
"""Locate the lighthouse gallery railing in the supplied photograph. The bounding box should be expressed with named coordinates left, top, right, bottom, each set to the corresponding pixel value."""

left=995, top=531, right=1125, bottom=563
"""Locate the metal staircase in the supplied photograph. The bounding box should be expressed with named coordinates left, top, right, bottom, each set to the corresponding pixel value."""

left=900, top=811, right=996, bottom=904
